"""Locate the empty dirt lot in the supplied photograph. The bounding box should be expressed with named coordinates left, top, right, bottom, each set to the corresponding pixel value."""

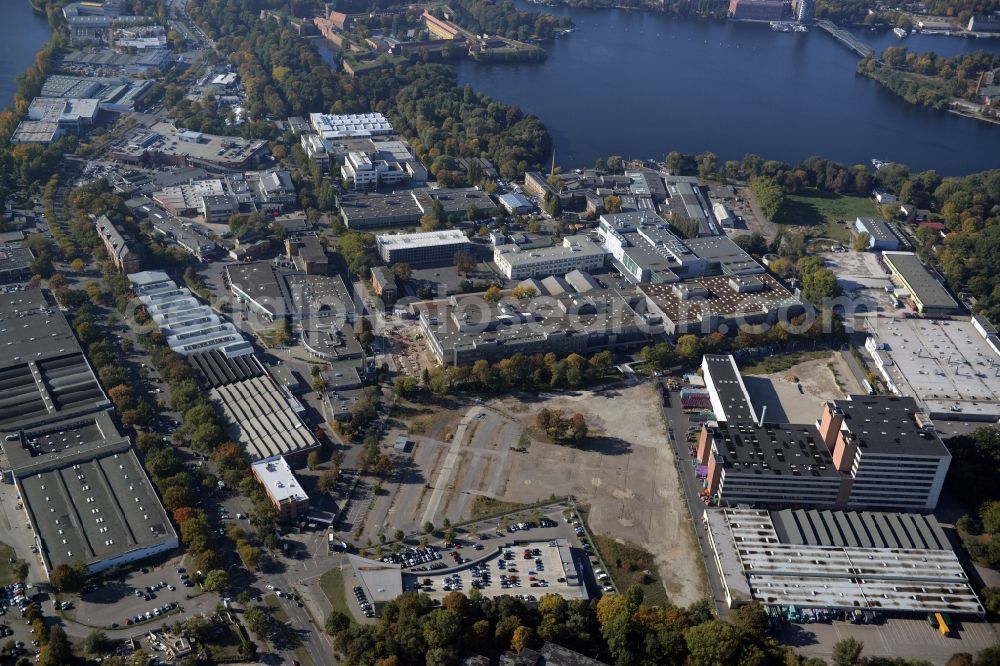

left=489, top=382, right=706, bottom=606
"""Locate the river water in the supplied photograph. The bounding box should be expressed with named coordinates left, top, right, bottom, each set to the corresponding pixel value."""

left=1, top=2, right=52, bottom=109
left=456, top=4, right=1000, bottom=175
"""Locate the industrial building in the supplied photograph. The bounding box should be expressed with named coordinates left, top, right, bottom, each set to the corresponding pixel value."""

left=110, top=122, right=270, bottom=171
left=210, top=374, right=319, bottom=461
left=494, top=235, right=607, bottom=280
left=95, top=215, right=140, bottom=273
left=863, top=316, right=1000, bottom=421
left=696, top=355, right=951, bottom=511
left=0, top=245, right=35, bottom=283
left=309, top=112, right=394, bottom=139
left=854, top=217, right=901, bottom=251
left=338, top=191, right=424, bottom=229
left=341, top=151, right=409, bottom=190
left=129, top=270, right=252, bottom=357
left=662, top=176, right=718, bottom=236
left=597, top=212, right=763, bottom=283
left=377, top=229, right=472, bottom=265
left=251, top=456, right=310, bottom=521
left=881, top=252, right=960, bottom=315
left=704, top=508, right=983, bottom=615
left=497, top=192, right=535, bottom=215
left=40, top=74, right=157, bottom=113
left=640, top=273, right=802, bottom=336
left=10, top=121, right=65, bottom=145
left=418, top=285, right=661, bottom=366
left=126, top=198, right=218, bottom=260
left=3, top=411, right=178, bottom=578
left=27, top=97, right=100, bottom=129
left=227, top=261, right=355, bottom=322
left=0, top=290, right=110, bottom=432
left=412, top=188, right=496, bottom=221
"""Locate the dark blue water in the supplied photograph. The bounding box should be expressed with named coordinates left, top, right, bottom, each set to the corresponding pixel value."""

left=1, top=2, right=51, bottom=109
left=456, top=5, right=1000, bottom=176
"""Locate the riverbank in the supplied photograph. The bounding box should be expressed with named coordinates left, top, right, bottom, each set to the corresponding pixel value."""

left=0, top=1, right=54, bottom=108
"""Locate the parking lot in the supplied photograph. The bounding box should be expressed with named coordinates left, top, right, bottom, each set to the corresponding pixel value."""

left=403, top=540, right=589, bottom=603
left=69, top=559, right=199, bottom=630
left=780, top=615, right=1000, bottom=663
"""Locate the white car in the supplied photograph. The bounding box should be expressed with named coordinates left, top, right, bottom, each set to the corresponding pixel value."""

left=265, top=584, right=274, bottom=590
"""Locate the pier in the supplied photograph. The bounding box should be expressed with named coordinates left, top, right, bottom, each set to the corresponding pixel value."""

left=816, top=19, right=875, bottom=59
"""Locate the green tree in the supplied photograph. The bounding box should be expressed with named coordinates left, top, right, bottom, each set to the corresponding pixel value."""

left=307, top=451, right=321, bottom=470
left=750, top=175, right=785, bottom=219
left=832, top=638, right=865, bottom=666
left=84, top=629, right=109, bottom=654
left=203, top=569, right=230, bottom=593
left=422, top=521, right=435, bottom=534
left=853, top=232, right=871, bottom=252
left=684, top=620, right=742, bottom=666
left=244, top=605, right=269, bottom=637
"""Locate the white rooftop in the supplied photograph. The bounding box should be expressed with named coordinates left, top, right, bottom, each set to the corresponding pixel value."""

left=707, top=508, right=983, bottom=615
left=376, top=229, right=470, bottom=250
left=251, top=456, right=308, bottom=504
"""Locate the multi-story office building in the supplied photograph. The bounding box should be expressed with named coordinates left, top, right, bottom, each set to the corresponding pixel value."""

left=494, top=235, right=607, bottom=280
left=696, top=354, right=952, bottom=511
left=377, top=229, right=472, bottom=265
left=95, top=215, right=140, bottom=273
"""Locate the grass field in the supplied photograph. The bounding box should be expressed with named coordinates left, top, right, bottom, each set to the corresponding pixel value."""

left=592, top=535, right=669, bottom=607
left=0, top=543, right=20, bottom=586
left=468, top=496, right=529, bottom=521
left=740, top=351, right=833, bottom=375
left=778, top=188, right=877, bottom=241
left=318, top=567, right=356, bottom=626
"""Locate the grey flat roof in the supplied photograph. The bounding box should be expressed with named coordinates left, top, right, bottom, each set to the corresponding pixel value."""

left=882, top=252, right=959, bottom=311
left=857, top=217, right=898, bottom=243
left=7, top=413, right=177, bottom=573
left=0, top=290, right=107, bottom=430
left=686, top=236, right=764, bottom=275
left=349, top=554, right=403, bottom=603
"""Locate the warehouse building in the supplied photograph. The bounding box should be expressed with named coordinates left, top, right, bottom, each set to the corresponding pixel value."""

left=251, top=456, right=310, bottom=521
left=130, top=271, right=252, bottom=357
left=3, top=411, right=178, bottom=578
left=862, top=316, right=1000, bottom=421
left=494, top=235, right=607, bottom=280
left=0, top=290, right=110, bottom=432
left=704, top=508, right=983, bottom=615
left=210, top=374, right=319, bottom=461
left=881, top=252, right=960, bottom=315
left=377, top=229, right=472, bottom=265
left=854, top=217, right=901, bottom=251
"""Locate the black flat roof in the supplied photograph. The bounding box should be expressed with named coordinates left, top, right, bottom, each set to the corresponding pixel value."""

left=834, top=396, right=950, bottom=457
left=707, top=421, right=841, bottom=478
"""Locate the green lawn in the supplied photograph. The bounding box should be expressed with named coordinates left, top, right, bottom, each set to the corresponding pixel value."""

left=0, top=543, right=20, bottom=586
left=778, top=188, right=877, bottom=241
left=740, top=351, right=833, bottom=376
left=318, top=568, right=356, bottom=626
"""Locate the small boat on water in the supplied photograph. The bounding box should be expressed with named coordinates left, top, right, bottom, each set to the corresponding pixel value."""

left=893, top=27, right=909, bottom=38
